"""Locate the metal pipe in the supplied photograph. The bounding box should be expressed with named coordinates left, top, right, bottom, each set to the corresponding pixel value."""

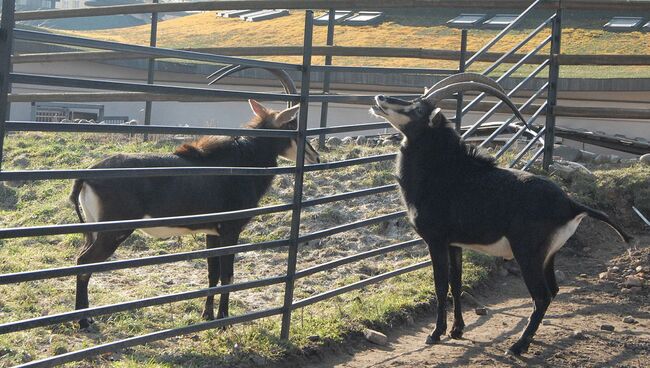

left=477, top=81, right=549, bottom=148
left=10, top=73, right=299, bottom=101
left=281, top=10, right=313, bottom=340
left=5, top=121, right=298, bottom=137
left=465, top=0, right=545, bottom=68
left=0, top=276, right=284, bottom=334
left=295, top=239, right=423, bottom=279
left=143, top=0, right=159, bottom=141
left=462, top=59, right=549, bottom=140
left=461, top=34, right=551, bottom=117
left=292, top=260, right=431, bottom=309
left=16, top=307, right=283, bottom=368
left=543, top=7, right=563, bottom=170
left=509, top=126, right=546, bottom=167
left=0, top=239, right=288, bottom=284
left=318, top=8, right=336, bottom=150
left=307, top=121, right=391, bottom=136
left=311, top=64, right=454, bottom=74
left=0, top=0, right=16, bottom=172
left=482, top=14, right=556, bottom=76
left=298, top=211, right=405, bottom=243
left=13, top=29, right=301, bottom=71
left=304, top=153, right=396, bottom=172
left=495, top=101, right=548, bottom=160
left=301, top=184, right=397, bottom=208
left=455, top=29, right=467, bottom=132
left=523, top=146, right=545, bottom=171
left=0, top=166, right=295, bottom=182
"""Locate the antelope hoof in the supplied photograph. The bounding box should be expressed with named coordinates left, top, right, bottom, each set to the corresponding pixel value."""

left=450, top=328, right=464, bottom=339
left=78, top=317, right=94, bottom=330
left=425, top=329, right=444, bottom=344
left=507, top=339, right=531, bottom=356
left=201, top=310, right=215, bottom=321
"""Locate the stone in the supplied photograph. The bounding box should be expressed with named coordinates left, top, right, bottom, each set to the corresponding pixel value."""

left=475, top=307, right=488, bottom=316
left=326, top=136, right=342, bottom=148
left=553, top=145, right=582, bottom=161
left=572, top=330, right=587, bottom=339
left=550, top=160, right=593, bottom=180
left=611, top=266, right=620, bottom=272
left=594, top=154, right=610, bottom=164
left=12, top=154, right=30, bottom=168
left=629, top=286, right=643, bottom=294
left=461, top=291, right=481, bottom=306
left=307, top=334, right=321, bottom=342
left=355, top=136, right=368, bottom=145
left=342, top=136, right=354, bottom=145
left=640, top=153, right=650, bottom=166
left=363, top=329, right=388, bottom=346
left=600, top=324, right=615, bottom=332
left=580, top=150, right=597, bottom=162
left=579, top=273, right=588, bottom=278
left=405, top=315, right=415, bottom=326
left=635, top=266, right=643, bottom=273
left=498, top=267, right=509, bottom=277
left=599, top=271, right=611, bottom=280
left=623, top=316, right=637, bottom=324
left=622, top=276, right=644, bottom=288
left=555, top=270, right=567, bottom=283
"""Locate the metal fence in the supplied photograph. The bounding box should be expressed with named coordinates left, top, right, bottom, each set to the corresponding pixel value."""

left=0, top=0, right=575, bottom=366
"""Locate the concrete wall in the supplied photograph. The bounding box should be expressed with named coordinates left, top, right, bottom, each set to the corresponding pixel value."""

left=9, top=59, right=649, bottom=158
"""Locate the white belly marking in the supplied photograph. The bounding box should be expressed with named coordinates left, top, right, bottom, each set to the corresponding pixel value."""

left=140, top=215, right=220, bottom=239
left=78, top=183, right=101, bottom=223
left=545, top=213, right=586, bottom=265
left=452, top=236, right=514, bottom=260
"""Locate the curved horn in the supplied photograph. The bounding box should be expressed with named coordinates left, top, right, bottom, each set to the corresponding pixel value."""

left=207, top=65, right=298, bottom=108
left=426, top=82, right=526, bottom=125
left=425, top=72, right=506, bottom=97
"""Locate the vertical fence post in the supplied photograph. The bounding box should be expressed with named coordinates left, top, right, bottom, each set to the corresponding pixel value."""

left=280, top=10, right=314, bottom=340
left=143, top=0, right=158, bottom=141
left=455, top=29, right=468, bottom=133
left=543, top=4, right=562, bottom=170
left=318, top=8, right=335, bottom=150
left=0, top=0, right=16, bottom=170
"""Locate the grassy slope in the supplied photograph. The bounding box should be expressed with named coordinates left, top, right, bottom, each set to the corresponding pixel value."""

left=0, top=132, right=496, bottom=367
left=52, top=10, right=650, bottom=78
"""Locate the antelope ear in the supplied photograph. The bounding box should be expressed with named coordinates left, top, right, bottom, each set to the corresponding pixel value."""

left=427, top=108, right=443, bottom=128
left=273, top=104, right=301, bottom=127
left=248, top=99, right=269, bottom=118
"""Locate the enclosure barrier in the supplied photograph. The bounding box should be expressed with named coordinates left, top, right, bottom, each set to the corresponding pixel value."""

left=0, top=0, right=626, bottom=366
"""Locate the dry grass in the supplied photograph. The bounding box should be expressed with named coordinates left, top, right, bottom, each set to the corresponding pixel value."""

left=53, top=11, right=650, bottom=78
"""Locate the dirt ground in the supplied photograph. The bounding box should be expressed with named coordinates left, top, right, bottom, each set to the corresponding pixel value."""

left=282, top=224, right=650, bottom=368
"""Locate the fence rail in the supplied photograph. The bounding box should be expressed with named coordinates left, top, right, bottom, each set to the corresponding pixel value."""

left=14, top=47, right=650, bottom=66
left=0, top=0, right=645, bottom=366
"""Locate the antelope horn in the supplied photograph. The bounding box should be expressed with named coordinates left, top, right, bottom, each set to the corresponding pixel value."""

left=424, top=72, right=506, bottom=97
left=425, top=82, right=526, bottom=125
left=207, top=65, right=298, bottom=108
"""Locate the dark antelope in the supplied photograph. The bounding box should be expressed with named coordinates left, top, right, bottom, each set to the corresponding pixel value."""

left=70, top=100, right=319, bottom=328
left=370, top=73, right=631, bottom=355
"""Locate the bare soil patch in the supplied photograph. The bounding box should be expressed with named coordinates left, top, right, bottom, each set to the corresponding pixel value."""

left=281, top=222, right=650, bottom=368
